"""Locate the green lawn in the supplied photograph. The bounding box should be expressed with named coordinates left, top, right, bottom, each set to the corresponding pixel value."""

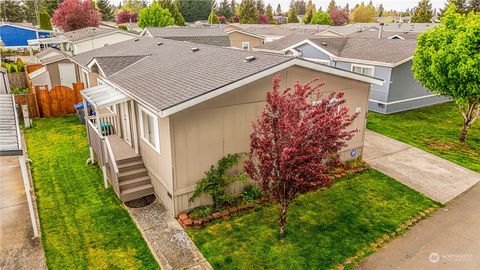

left=24, top=116, right=159, bottom=269
left=188, top=170, right=439, bottom=270
left=367, top=102, right=480, bottom=173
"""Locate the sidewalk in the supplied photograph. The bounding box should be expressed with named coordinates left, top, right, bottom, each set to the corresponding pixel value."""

left=363, top=131, right=480, bottom=203
left=357, top=182, right=480, bottom=270
left=0, top=156, right=46, bottom=270
left=126, top=200, right=212, bottom=270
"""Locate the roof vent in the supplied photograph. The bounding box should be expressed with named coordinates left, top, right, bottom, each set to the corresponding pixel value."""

left=244, top=55, right=256, bottom=62
left=156, top=41, right=163, bottom=46
left=321, top=42, right=328, bottom=46
left=134, top=38, right=140, bottom=42
left=191, top=47, right=200, bottom=52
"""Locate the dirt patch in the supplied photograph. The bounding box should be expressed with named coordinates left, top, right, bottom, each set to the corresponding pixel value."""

left=125, top=194, right=156, bottom=208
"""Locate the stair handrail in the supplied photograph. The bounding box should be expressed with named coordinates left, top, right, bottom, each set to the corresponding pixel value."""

left=104, top=137, right=119, bottom=175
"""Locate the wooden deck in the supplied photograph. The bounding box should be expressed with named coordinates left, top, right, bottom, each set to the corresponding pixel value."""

left=107, top=135, right=137, bottom=161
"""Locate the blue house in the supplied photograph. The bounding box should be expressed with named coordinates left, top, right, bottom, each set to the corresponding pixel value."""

left=0, top=24, right=52, bottom=48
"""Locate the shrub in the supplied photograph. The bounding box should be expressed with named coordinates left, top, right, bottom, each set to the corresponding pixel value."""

left=39, top=12, right=53, bottom=30
left=116, top=10, right=138, bottom=24
left=118, top=24, right=128, bottom=30
left=16, top=58, right=25, bottom=72
left=241, top=184, right=261, bottom=202
left=190, top=153, right=247, bottom=211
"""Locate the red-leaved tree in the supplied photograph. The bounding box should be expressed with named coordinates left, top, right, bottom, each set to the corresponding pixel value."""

left=245, top=75, right=358, bottom=238
left=52, top=0, right=100, bottom=32
left=231, top=15, right=239, bottom=23
left=115, top=10, right=139, bottom=24
left=258, top=13, right=270, bottom=24
left=329, top=7, right=349, bottom=26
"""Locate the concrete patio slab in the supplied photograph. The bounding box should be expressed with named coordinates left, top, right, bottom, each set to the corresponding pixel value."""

left=0, top=156, right=46, bottom=270
left=364, top=131, right=480, bottom=203
left=126, top=200, right=212, bottom=270
left=356, top=182, right=480, bottom=270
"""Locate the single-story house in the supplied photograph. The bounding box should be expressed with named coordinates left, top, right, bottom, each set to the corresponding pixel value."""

left=34, top=48, right=80, bottom=88
left=71, top=37, right=382, bottom=216
left=140, top=26, right=231, bottom=46
left=255, top=35, right=449, bottom=114
left=0, top=23, right=52, bottom=48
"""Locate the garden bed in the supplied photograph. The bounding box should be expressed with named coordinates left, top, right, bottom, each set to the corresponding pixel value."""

left=187, top=169, right=440, bottom=269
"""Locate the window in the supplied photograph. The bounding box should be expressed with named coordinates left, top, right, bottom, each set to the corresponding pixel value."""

left=139, top=106, right=160, bottom=153
left=351, top=64, right=374, bottom=77
left=241, top=41, right=249, bottom=50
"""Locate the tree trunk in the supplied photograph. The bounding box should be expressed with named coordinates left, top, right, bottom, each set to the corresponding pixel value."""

left=279, top=203, right=289, bottom=238
left=458, top=102, right=479, bottom=143
left=459, top=122, right=469, bottom=143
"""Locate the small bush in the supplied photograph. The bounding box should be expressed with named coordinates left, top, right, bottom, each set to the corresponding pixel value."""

left=241, top=185, right=261, bottom=202
left=10, top=88, right=30, bottom=95
left=118, top=24, right=128, bottom=30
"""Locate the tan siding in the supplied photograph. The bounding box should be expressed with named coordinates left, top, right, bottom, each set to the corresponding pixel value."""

left=228, top=31, right=264, bottom=50
left=170, top=66, right=371, bottom=214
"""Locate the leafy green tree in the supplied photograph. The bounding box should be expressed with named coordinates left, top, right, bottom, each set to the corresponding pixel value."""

left=310, top=11, right=332, bottom=24
left=287, top=6, right=299, bottom=22
left=176, top=0, right=211, bottom=22
left=97, top=0, right=114, bottom=21
left=0, top=0, right=24, bottom=22
left=302, top=0, right=316, bottom=23
left=39, top=12, right=53, bottom=30
left=238, top=0, right=258, bottom=23
left=208, top=10, right=220, bottom=23
left=218, top=0, right=233, bottom=19
left=276, top=3, right=282, bottom=15
left=265, top=3, right=273, bottom=21
left=327, top=0, right=336, bottom=13
left=158, top=0, right=185, bottom=26
left=122, top=0, right=146, bottom=13
left=411, top=0, right=433, bottom=23
left=138, top=2, right=175, bottom=27
left=351, top=2, right=376, bottom=23
left=22, top=0, right=39, bottom=24
left=256, top=0, right=265, bottom=13
left=412, top=5, right=480, bottom=142
left=40, top=0, right=63, bottom=16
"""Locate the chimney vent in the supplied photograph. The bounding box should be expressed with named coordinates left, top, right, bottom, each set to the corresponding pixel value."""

left=134, top=38, right=139, bottom=42
left=244, top=55, right=256, bottom=62
left=156, top=42, right=163, bottom=46
left=378, top=22, right=384, bottom=39
left=321, top=42, right=327, bottom=46
left=191, top=47, right=200, bottom=52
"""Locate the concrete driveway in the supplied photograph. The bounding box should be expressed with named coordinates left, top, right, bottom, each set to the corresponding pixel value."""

left=363, top=131, right=480, bottom=203
left=0, top=156, right=46, bottom=270
left=357, top=182, right=480, bottom=270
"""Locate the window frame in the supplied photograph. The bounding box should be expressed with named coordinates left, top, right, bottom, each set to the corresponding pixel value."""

left=351, top=64, right=375, bottom=77
left=241, top=41, right=250, bottom=50
left=138, top=105, right=160, bottom=153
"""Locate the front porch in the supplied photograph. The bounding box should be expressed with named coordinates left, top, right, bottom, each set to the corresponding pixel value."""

left=82, top=85, right=154, bottom=202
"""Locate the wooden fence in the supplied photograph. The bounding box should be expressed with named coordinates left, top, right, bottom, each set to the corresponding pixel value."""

left=14, top=82, right=85, bottom=119
left=7, top=73, right=27, bottom=89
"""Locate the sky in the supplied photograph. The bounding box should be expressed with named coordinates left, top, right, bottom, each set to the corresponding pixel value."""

left=110, top=0, right=446, bottom=12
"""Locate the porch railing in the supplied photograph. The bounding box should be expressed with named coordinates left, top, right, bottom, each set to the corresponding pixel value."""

left=105, top=137, right=120, bottom=196
left=86, top=119, right=105, bottom=166
left=86, top=113, right=119, bottom=136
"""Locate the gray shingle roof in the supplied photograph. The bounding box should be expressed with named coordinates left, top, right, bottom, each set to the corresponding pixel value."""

left=308, top=37, right=417, bottom=64
left=145, top=27, right=231, bottom=46
left=256, top=33, right=315, bottom=51
left=62, top=27, right=116, bottom=42
left=93, top=55, right=148, bottom=76
left=73, top=37, right=292, bottom=111
left=39, top=53, right=68, bottom=64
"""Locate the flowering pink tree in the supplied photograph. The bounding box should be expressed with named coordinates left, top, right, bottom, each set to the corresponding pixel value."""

left=245, top=76, right=358, bottom=238
left=52, top=0, right=100, bottom=32
left=258, top=13, right=270, bottom=24
left=231, top=15, right=239, bottom=23
left=219, top=15, right=227, bottom=24
left=115, top=10, right=139, bottom=24
left=329, top=7, right=349, bottom=26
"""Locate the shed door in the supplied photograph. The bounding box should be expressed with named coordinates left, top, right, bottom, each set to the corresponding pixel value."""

left=58, top=63, right=76, bottom=88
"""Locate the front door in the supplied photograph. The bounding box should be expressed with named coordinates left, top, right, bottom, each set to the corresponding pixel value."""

left=121, top=102, right=132, bottom=146
left=58, top=63, right=77, bottom=87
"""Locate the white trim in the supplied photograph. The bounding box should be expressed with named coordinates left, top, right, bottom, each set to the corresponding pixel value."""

left=392, top=56, right=413, bottom=67
left=241, top=41, right=250, bottom=50
left=138, top=105, right=160, bottom=153
left=369, top=94, right=439, bottom=105
left=69, top=30, right=138, bottom=44
left=315, top=29, right=346, bottom=37
left=351, top=64, right=375, bottom=77
left=86, top=58, right=106, bottom=77
left=82, top=69, right=90, bottom=88
left=388, top=34, right=406, bottom=40
left=226, top=29, right=265, bottom=40
left=304, top=58, right=330, bottom=65
left=139, top=28, right=153, bottom=38
left=0, top=23, right=53, bottom=33
left=161, top=58, right=384, bottom=117
left=282, top=39, right=337, bottom=58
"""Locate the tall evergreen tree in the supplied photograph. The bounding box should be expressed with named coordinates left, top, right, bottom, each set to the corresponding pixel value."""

left=287, top=5, right=299, bottom=22
left=411, top=0, right=433, bottom=23
left=237, top=0, right=258, bottom=23
left=440, top=0, right=468, bottom=15
left=266, top=3, right=273, bottom=20
left=176, top=0, right=211, bottom=22
left=343, top=3, right=349, bottom=12
left=256, top=0, right=265, bottom=13
left=327, top=0, right=336, bottom=13
left=276, top=3, right=282, bottom=15
left=41, top=0, right=63, bottom=16
left=295, top=0, right=306, bottom=15
left=218, top=0, right=233, bottom=19
left=39, top=11, right=52, bottom=29
left=230, top=0, right=236, bottom=15
left=22, top=0, right=40, bottom=24
left=469, top=0, right=480, bottom=12
left=97, top=0, right=114, bottom=21
left=0, top=0, right=24, bottom=22
left=377, top=3, right=384, bottom=16
left=302, top=0, right=316, bottom=23
left=158, top=0, right=185, bottom=25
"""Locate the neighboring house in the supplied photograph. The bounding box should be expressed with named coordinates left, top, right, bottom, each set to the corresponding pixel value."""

left=271, top=37, right=449, bottom=113
left=35, top=48, right=80, bottom=88
left=140, top=26, right=231, bottom=47
left=0, top=23, right=52, bottom=48
left=71, top=37, right=382, bottom=216
left=226, top=30, right=265, bottom=50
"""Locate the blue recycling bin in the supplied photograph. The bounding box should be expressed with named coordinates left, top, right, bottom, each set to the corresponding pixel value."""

left=74, top=102, right=92, bottom=123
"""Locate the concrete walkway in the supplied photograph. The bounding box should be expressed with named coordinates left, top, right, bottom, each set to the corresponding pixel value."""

left=126, top=200, right=212, bottom=270
left=363, top=131, right=480, bottom=203
left=0, top=156, right=46, bottom=270
left=357, top=182, right=480, bottom=270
